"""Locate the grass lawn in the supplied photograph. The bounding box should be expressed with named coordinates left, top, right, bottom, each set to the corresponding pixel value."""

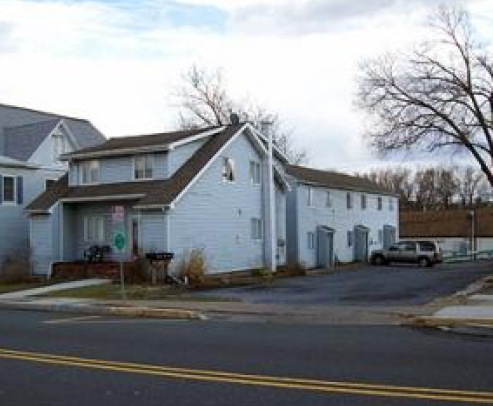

left=0, top=282, right=47, bottom=295
left=46, top=283, right=237, bottom=302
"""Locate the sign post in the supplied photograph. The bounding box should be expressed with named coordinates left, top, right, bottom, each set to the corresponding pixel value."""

left=111, top=206, right=126, bottom=301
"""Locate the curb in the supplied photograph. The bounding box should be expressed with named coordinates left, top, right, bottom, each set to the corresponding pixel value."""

left=0, top=301, right=206, bottom=320
left=404, top=315, right=493, bottom=329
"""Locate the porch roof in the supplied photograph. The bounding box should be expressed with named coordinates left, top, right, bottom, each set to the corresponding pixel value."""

left=26, top=123, right=245, bottom=213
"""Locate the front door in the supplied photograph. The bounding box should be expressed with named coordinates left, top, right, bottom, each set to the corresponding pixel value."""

left=131, top=218, right=139, bottom=257
left=354, top=226, right=369, bottom=262
left=317, top=227, right=334, bottom=268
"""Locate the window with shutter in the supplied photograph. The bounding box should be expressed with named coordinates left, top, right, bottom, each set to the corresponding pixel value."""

left=2, top=175, right=15, bottom=204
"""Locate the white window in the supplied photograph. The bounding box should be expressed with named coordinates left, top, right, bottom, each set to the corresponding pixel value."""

left=346, top=192, right=353, bottom=209
left=251, top=218, right=263, bottom=240
left=308, top=232, right=315, bottom=250
left=308, top=187, right=314, bottom=207
left=325, top=191, right=332, bottom=207
left=134, top=155, right=153, bottom=180
left=52, top=131, right=66, bottom=160
left=2, top=175, right=15, bottom=203
left=389, top=197, right=394, bottom=211
left=347, top=230, right=353, bottom=247
left=81, top=160, right=99, bottom=184
left=361, top=194, right=367, bottom=210
left=249, top=161, right=261, bottom=185
left=222, top=157, right=235, bottom=182
left=83, top=216, right=105, bottom=242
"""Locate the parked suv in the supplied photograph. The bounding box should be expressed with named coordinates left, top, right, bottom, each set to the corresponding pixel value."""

left=371, top=240, right=442, bottom=267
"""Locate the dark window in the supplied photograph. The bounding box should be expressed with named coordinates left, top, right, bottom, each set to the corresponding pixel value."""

left=361, top=194, right=367, bottom=210
left=418, top=241, right=436, bottom=252
left=377, top=197, right=382, bottom=210
left=2, top=176, right=15, bottom=203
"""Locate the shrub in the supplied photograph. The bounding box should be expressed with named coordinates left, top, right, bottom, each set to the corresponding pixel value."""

left=177, top=248, right=207, bottom=287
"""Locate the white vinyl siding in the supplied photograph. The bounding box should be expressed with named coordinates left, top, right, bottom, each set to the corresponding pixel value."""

left=134, top=154, right=153, bottom=180
left=83, top=216, right=105, bottom=243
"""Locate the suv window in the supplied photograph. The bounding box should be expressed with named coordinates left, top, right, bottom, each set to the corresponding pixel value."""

left=418, top=241, right=436, bottom=252
left=388, top=244, right=399, bottom=252
left=400, top=242, right=416, bottom=252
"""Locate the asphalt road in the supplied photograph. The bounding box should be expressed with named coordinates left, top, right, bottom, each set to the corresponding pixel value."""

left=196, top=261, right=493, bottom=305
left=0, top=309, right=492, bottom=406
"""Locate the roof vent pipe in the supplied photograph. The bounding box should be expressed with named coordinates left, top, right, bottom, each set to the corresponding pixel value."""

left=229, top=113, right=240, bottom=125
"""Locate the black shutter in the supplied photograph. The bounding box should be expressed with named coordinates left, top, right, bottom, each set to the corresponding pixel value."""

left=0, top=176, right=3, bottom=204
left=16, top=176, right=23, bottom=205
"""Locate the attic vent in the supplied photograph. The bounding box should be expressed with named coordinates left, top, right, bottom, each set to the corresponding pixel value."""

left=229, top=113, right=240, bottom=125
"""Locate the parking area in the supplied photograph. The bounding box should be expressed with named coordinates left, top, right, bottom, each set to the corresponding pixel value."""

left=196, top=261, right=493, bottom=306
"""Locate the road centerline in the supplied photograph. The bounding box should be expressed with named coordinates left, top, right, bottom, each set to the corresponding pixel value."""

left=0, top=347, right=491, bottom=404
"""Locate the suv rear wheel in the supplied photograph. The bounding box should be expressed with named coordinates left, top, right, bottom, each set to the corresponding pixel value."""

left=372, top=255, right=386, bottom=266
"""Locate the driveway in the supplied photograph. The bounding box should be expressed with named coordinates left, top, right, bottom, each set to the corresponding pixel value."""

left=197, top=261, right=493, bottom=306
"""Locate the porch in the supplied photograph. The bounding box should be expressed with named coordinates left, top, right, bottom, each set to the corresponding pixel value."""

left=56, top=200, right=168, bottom=264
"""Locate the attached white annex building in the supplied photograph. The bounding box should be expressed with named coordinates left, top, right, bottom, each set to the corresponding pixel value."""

left=286, top=165, right=399, bottom=268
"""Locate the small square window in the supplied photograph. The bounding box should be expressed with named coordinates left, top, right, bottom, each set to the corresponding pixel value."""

left=308, top=232, right=315, bottom=250
left=81, top=160, right=99, bottom=184
left=251, top=218, right=263, bottom=240
left=308, top=187, right=314, bottom=207
left=346, top=192, right=353, bottom=209
left=222, top=157, right=235, bottom=182
left=249, top=161, right=261, bottom=184
left=84, top=216, right=105, bottom=242
left=134, top=155, right=153, bottom=180
left=325, top=191, right=332, bottom=207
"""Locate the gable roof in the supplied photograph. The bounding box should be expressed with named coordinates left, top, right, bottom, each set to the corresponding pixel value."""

left=0, top=102, right=105, bottom=161
left=286, top=165, right=395, bottom=196
left=26, top=124, right=246, bottom=213
left=3, top=119, right=61, bottom=161
left=62, top=126, right=223, bottom=160
left=400, top=209, right=493, bottom=238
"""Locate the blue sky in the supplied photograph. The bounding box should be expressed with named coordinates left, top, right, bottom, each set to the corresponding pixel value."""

left=0, top=0, right=491, bottom=171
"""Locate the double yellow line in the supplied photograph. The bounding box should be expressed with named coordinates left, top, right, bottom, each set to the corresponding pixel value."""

left=0, top=347, right=492, bottom=404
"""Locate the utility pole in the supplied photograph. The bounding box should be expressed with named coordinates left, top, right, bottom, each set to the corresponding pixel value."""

left=267, top=124, right=276, bottom=272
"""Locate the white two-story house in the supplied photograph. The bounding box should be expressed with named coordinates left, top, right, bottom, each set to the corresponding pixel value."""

left=0, top=103, right=104, bottom=271
left=286, top=165, right=399, bottom=268
left=27, top=123, right=289, bottom=276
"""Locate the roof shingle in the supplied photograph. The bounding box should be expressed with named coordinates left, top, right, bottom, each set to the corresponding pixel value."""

left=286, top=165, right=394, bottom=195
left=26, top=124, right=245, bottom=212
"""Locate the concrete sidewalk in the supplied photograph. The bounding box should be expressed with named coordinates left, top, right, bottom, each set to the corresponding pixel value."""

left=411, top=276, right=493, bottom=333
left=0, top=279, right=111, bottom=300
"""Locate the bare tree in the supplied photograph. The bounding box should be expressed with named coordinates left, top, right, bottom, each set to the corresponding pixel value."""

left=172, top=65, right=307, bottom=164
left=362, top=167, right=414, bottom=209
left=356, top=7, right=493, bottom=186
left=455, top=165, right=488, bottom=206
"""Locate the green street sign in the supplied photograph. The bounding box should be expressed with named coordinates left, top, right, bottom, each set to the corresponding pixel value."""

left=114, top=232, right=126, bottom=251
